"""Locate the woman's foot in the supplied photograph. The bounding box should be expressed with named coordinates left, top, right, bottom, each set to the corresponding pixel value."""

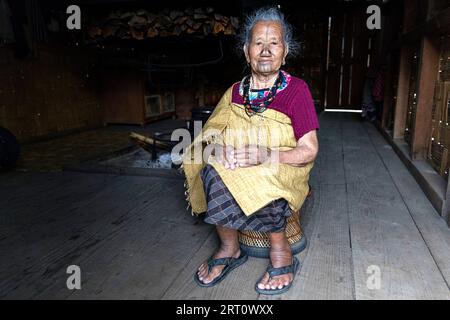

left=257, top=245, right=294, bottom=291
left=196, top=246, right=241, bottom=285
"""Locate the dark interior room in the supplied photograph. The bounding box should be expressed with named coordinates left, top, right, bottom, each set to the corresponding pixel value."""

left=1, top=0, right=450, bottom=300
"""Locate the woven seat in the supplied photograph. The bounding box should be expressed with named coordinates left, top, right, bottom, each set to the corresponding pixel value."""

left=238, top=210, right=307, bottom=258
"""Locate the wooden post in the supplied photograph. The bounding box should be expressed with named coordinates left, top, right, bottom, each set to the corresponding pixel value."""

left=393, top=45, right=412, bottom=139
left=379, top=2, right=403, bottom=130
left=411, top=36, right=440, bottom=159
left=441, top=174, right=450, bottom=226
left=393, top=0, right=419, bottom=139
left=175, top=86, right=196, bottom=121
left=381, top=56, right=393, bottom=129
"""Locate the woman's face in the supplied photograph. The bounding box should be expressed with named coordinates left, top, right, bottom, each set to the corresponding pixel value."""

left=245, top=21, right=288, bottom=76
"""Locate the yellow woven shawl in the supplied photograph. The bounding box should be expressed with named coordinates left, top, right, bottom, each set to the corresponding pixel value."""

left=181, top=85, right=314, bottom=216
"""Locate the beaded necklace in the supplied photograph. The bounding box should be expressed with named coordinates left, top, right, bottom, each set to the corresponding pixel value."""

left=242, top=71, right=284, bottom=117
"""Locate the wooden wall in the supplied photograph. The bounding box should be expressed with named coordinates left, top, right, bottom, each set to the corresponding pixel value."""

left=389, top=0, right=449, bottom=159
left=100, top=67, right=145, bottom=125
left=381, top=0, right=450, bottom=224
left=0, top=44, right=103, bottom=143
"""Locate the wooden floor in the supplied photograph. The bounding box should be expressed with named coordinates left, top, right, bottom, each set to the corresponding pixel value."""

left=1, top=113, right=450, bottom=300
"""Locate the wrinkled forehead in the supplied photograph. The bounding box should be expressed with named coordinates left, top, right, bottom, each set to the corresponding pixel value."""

left=250, top=21, right=284, bottom=41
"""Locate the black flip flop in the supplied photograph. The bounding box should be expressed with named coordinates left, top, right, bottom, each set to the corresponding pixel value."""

left=194, top=252, right=249, bottom=287
left=255, top=256, right=300, bottom=295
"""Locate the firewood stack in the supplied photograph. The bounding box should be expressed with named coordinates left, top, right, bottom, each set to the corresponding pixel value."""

left=87, top=7, right=240, bottom=41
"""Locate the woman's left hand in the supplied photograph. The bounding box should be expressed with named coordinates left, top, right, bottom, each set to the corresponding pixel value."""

left=233, top=145, right=273, bottom=167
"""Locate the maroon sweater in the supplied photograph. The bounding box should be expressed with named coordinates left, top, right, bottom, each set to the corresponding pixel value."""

left=231, top=76, right=320, bottom=140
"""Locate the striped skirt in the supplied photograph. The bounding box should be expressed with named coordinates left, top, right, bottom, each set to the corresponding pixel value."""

left=200, top=164, right=292, bottom=233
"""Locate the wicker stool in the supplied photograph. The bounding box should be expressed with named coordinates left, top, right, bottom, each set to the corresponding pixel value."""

left=238, top=210, right=307, bottom=258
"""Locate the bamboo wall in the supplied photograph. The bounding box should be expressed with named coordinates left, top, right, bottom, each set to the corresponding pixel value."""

left=428, top=37, right=450, bottom=179
left=404, top=45, right=420, bottom=145
left=0, top=44, right=103, bottom=143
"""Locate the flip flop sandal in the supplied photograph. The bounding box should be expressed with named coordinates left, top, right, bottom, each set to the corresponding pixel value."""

left=194, top=252, right=248, bottom=287
left=255, top=256, right=300, bottom=295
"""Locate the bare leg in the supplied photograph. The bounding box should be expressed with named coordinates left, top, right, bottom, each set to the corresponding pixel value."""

left=197, top=225, right=241, bottom=284
left=257, top=232, right=294, bottom=290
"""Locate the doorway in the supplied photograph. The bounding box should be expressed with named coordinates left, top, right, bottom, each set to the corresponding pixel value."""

left=324, top=5, right=373, bottom=111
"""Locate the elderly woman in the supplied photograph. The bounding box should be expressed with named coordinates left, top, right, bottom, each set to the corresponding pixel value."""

left=182, top=7, right=319, bottom=295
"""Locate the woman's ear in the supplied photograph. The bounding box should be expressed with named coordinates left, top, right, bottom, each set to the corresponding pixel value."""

left=244, top=45, right=250, bottom=64
left=283, top=45, right=289, bottom=65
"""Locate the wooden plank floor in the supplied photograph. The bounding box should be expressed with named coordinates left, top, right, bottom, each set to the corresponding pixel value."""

left=1, top=112, right=449, bottom=299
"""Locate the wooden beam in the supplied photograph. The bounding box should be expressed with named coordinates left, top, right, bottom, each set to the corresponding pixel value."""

left=402, top=0, right=419, bottom=35
left=381, top=59, right=393, bottom=129
left=379, top=4, right=402, bottom=130
left=400, top=6, right=450, bottom=44
left=411, top=36, right=440, bottom=159
left=443, top=176, right=450, bottom=226
left=393, top=46, right=412, bottom=139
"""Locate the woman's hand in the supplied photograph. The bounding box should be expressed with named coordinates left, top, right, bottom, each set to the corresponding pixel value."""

left=213, top=144, right=238, bottom=169
left=234, top=145, right=273, bottom=168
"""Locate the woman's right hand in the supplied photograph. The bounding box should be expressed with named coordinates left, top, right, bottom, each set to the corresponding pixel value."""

left=213, top=144, right=238, bottom=170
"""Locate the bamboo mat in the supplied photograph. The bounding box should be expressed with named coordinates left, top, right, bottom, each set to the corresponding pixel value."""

left=15, top=129, right=132, bottom=171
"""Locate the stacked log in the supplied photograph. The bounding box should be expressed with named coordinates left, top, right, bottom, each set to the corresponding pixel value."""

left=87, top=7, right=240, bottom=41
left=129, top=132, right=172, bottom=151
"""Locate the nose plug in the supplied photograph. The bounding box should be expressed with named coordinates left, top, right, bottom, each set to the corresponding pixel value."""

left=260, top=44, right=271, bottom=56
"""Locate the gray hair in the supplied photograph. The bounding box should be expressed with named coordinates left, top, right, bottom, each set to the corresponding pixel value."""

left=237, top=7, right=300, bottom=58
